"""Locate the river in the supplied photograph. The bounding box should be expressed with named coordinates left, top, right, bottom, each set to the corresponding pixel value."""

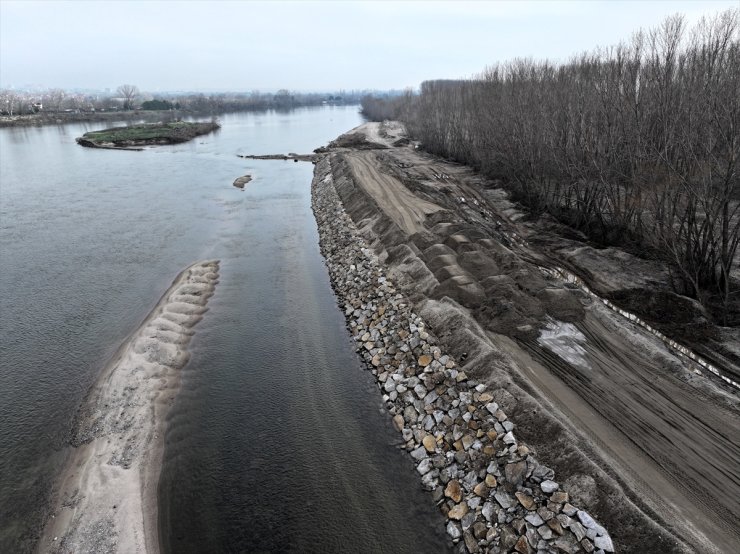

left=0, top=107, right=449, bottom=553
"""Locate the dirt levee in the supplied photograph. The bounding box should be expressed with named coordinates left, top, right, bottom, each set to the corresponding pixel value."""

left=345, top=151, right=441, bottom=235
left=322, top=122, right=740, bottom=553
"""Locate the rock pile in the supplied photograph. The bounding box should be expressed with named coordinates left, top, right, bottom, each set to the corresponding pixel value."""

left=311, top=158, right=615, bottom=554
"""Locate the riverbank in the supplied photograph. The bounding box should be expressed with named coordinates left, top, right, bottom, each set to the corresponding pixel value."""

left=76, top=121, right=220, bottom=150
left=0, top=109, right=184, bottom=128
left=38, top=260, right=219, bottom=554
left=311, top=122, right=740, bottom=553
left=313, top=161, right=617, bottom=553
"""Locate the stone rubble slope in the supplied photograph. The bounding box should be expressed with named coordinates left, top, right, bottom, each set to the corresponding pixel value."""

left=312, top=160, right=615, bottom=554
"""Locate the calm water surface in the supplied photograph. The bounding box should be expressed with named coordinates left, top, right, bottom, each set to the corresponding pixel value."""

left=0, top=108, right=449, bottom=552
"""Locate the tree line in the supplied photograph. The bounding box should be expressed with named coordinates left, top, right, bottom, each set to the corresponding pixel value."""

left=0, top=86, right=370, bottom=116
left=363, top=10, right=740, bottom=323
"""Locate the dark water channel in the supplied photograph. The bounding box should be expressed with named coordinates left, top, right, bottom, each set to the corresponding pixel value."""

left=0, top=107, right=449, bottom=552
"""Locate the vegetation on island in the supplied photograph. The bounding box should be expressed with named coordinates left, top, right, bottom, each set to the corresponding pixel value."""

left=76, top=120, right=220, bottom=149
left=141, top=99, right=180, bottom=111
left=362, top=9, right=740, bottom=323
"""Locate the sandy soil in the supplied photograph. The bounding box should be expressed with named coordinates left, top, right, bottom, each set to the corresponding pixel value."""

left=325, top=122, right=740, bottom=553
left=345, top=152, right=441, bottom=235
left=37, top=261, right=219, bottom=554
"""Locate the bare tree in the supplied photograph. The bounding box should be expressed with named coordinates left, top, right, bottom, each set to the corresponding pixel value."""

left=0, top=90, right=19, bottom=115
left=117, top=84, right=139, bottom=110
left=44, top=89, right=66, bottom=112
left=377, top=8, right=739, bottom=320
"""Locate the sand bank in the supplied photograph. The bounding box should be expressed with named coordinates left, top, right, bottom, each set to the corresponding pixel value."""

left=38, top=260, right=219, bottom=554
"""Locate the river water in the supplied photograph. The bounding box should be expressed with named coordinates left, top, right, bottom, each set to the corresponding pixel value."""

left=0, top=107, right=449, bottom=552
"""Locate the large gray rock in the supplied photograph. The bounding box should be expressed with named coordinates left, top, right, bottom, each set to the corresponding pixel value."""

left=540, top=480, right=559, bottom=494
left=494, top=490, right=514, bottom=509
left=594, top=534, right=614, bottom=552
left=505, top=460, right=527, bottom=485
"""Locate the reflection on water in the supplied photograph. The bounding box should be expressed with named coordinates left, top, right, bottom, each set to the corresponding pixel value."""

left=0, top=107, right=448, bottom=552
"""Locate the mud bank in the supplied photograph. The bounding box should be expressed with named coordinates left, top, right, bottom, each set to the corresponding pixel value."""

left=38, top=260, right=219, bottom=554
left=313, top=122, right=740, bottom=553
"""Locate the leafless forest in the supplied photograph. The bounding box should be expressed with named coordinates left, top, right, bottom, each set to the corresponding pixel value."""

left=362, top=10, right=740, bottom=324
left=0, top=88, right=362, bottom=117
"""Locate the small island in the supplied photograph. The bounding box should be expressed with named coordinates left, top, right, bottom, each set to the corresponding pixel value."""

left=76, top=120, right=220, bottom=150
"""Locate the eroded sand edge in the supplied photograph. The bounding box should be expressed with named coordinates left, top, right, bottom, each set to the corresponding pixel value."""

left=38, top=260, right=220, bottom=554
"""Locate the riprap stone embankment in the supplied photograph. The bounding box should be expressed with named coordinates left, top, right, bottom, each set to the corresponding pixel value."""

left=312, top=159, right=614, bottom=554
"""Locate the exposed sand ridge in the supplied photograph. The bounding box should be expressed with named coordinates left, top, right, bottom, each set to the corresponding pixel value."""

left=38, top=260, right=219, bottom=554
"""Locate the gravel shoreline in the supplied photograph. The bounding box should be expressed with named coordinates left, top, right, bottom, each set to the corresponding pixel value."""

left=312, top=157, right=615, bottom=554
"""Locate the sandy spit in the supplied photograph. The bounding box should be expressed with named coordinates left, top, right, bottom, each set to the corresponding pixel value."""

left=37, top=260, right=220, bottom=554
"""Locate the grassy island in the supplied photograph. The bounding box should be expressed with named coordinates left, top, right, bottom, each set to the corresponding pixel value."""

left=76, top=120, right=220, bottom=150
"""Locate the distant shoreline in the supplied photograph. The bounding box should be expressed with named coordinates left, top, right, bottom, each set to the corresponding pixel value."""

left=0, top=109, right=184, bottom=128
left=0, top=104, right=360, bottom=129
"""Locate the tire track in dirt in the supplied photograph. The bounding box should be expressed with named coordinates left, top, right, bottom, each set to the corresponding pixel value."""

left=345, top=151, right=441, bottom=236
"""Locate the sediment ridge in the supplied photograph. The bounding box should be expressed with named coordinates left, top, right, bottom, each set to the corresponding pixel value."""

left=38, top=260, right=219, bottom=554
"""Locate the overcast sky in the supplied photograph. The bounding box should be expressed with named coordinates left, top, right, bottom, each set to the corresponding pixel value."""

left=0, top=0, right=736, bottom=92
